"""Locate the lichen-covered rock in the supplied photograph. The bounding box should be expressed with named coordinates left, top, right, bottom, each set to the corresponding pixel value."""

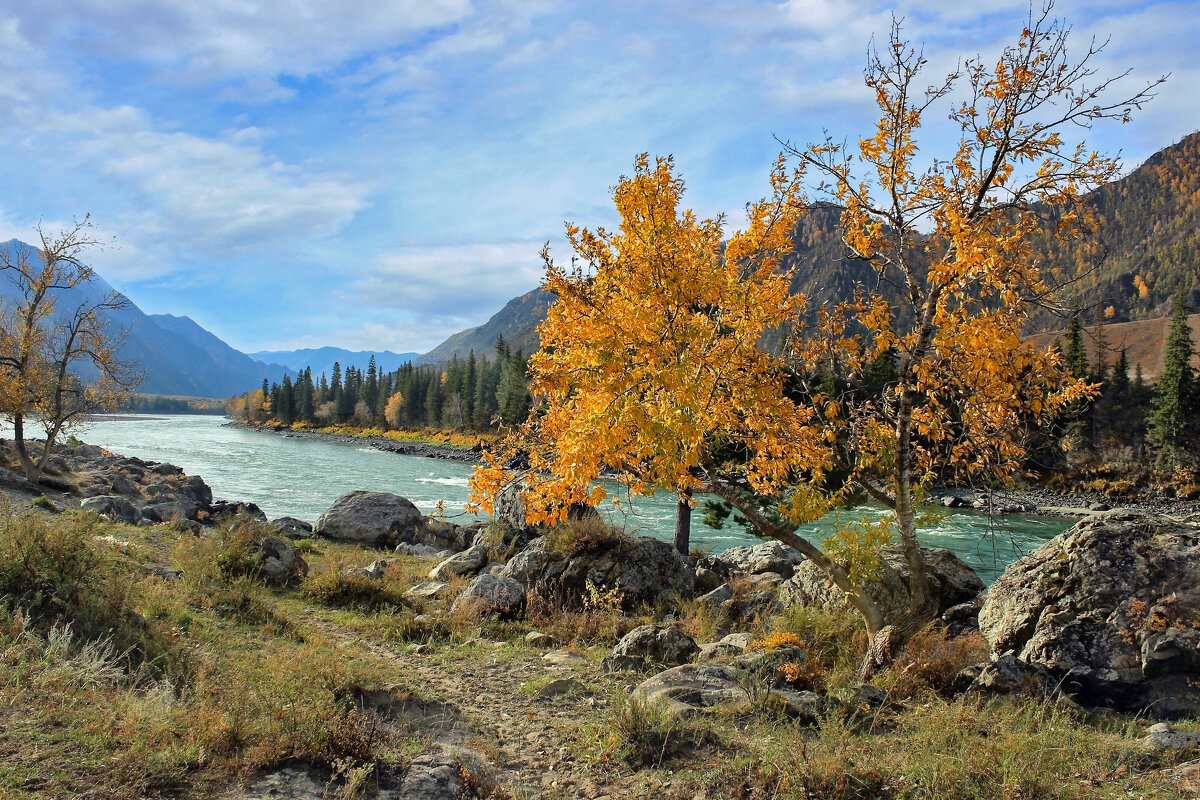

left=711, top=541, right=805, bottom=579
left=313, top=491, right=424, bottom=547
left=634, top=663, right=744, bottom=716
left=954, top=655, right=1062, bottom=699
left=451, top=574, right=526, bottom=620
left=604, top=625, right=699, bottom=672
left=472, top=523, right=536, bottom=561
left=780, top=546, right=983, bottom=626
left=500, top=533, right=693, bottom=611
left=80, top=495, right=140, bottom=525
left=979, top=514, right=1200, bottom=717
left=429, top=545, right=488, bottom=581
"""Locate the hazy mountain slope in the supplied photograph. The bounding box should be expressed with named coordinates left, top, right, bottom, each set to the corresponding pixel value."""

left=248, top=347, right=420, bottom=380
left=0, top=239, right=294, bottom=398
left=414, top=289, right=553, bottom=365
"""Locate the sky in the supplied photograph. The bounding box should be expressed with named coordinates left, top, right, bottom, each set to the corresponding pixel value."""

left=0, top=0, right=1194, bottom=355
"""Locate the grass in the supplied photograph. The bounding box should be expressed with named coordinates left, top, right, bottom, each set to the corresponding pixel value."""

left=0, top=508, right=1189, bottom=799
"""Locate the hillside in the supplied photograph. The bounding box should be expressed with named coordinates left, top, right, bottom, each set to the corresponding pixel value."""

left=0, top=239, right=294, bottom=398
left=417, top=134, right=1200, bottom=366
left=1029, top=130, right=1200, bottom=327
left=414, top=288, right=553, bottom=365
left=1027, top=313, right=1200, bottom=380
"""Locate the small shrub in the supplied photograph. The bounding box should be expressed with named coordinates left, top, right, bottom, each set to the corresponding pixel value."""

left=542, top=515, right=630, bottom=558
left=32, top=495, right=60, bottom=513
left=881, top=626, right=990, bottom=701
left=602, top=693, right=682, bottom=768
left=300, top=569, right=408, bottom=612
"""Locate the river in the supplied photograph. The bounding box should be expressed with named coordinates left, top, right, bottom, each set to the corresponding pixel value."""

left=59, top=414, right=1072, bottom=583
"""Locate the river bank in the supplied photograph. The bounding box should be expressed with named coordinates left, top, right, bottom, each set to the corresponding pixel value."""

left=228, top=420, right=1200, bottom=521
left=226, top=420, right=482, bottom=463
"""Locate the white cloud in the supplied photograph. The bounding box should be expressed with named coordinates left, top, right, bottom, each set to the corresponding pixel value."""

left=347, top=242, right=546, bottom=318
left=2, top=0, right=475, bottom=84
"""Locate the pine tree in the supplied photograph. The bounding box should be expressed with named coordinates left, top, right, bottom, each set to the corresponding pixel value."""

left=1148, top=290, right=1196, bottom=456
left=1065, top=305, right=1089, bottom=379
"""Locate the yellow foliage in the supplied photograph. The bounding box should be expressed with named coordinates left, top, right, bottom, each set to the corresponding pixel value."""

left=470, top=154, right=828, bottom=525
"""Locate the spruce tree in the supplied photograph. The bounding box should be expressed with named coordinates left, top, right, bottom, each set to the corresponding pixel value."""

left=1148, top=290, right=1196, bottom=456
left=1064, top=305, right=1089, bottom=379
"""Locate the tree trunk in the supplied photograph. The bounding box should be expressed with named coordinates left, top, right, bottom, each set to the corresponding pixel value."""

left=12, top=413, right=39, bottom=481
left=673, top=490, right=692, bottom=556
left=704, top=476, right=886, bottom=637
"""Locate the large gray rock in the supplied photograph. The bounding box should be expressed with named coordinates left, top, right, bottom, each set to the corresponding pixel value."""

left=500, top=533, right=694, bottom=611
left=451, top=574, right=526, bottom=620
left=271, top=516, right=313, bottom=539
left=429, top=545, right=488, bottom=581
left=604, top=625, right=699, bottom=672
left=634, top=663, right=745, bottom=716
left=780, top=545, right=983, bottom=626
left=80, top=495, right=140, bottom=525
left=313, top=491, right=424, bottom=547
left=252, top=536, right=308, bottom=586
left=979, top=514, right=1200, bottom=717
left=712, top=541, right=805, bottom=579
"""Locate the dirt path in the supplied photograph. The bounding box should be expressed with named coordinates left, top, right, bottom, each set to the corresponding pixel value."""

left=293, top=608, right=642, bottom=800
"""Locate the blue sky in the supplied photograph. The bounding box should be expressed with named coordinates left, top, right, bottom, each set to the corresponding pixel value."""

left=0, top=0, right=1194, bottom=354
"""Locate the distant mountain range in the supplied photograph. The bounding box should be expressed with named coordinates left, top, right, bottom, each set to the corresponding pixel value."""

left=0, top=239, right=294, bottom=399
left=248, top=347, right=421, bottom=381
left=2, top=132, right=1195, bottom=398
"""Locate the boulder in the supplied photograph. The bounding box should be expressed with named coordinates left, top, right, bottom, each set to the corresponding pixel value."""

left=712, top=541, right=805, bottom=579
left=350, top=559, right=393, bottom=580
left=736, top=643, right=818, bottom=690
left=252, top=536, right=308, bottom=586
left=780, top=545, right=983, bottom=626
left=954, top=655, right=1062, bottom=699
left=80, top=495, right=140, bottom=525
left=634, top=663, right=745, bottom=716
left=1140, top=723, right=1200, bottom=754
left=313, top=491, right=424, bottom=547
left=451, top=574, right=526, bottom=620
left=500, top=533, right=694, bottom=611
left=603, top=625, right=699, bottom=672
left=395, top=542, right=449, bottom=559
left=209, top=500, right=267, bottom=522
left=429, top=545, right=488, bottom=581
left=472, top=522, right=536, bottom=560
left=271, top=516, right=314, bottom=539
left=978, top=514, right=1200, bottom=717
left=405, top=582, right=450, bottom=600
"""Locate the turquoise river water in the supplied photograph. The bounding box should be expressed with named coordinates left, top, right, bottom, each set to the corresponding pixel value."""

left=55, top=414, right=1071, bottom=583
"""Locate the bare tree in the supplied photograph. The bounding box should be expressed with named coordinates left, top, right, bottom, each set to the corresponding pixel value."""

left=0, top=217, right=139, bottom=480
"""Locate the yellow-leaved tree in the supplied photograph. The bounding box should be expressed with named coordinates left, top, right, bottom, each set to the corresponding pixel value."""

left=471, top=9, right=1161, bottom=675
left=470, top=154, right=830, bottom=556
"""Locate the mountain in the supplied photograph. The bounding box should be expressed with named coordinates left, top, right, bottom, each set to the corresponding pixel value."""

left=417, top=134, right=1200, bottom=366
left=0, top=239, right=295, bottom=398
left=414, top=289, right=554, bottom=365
left=1028, top=130, right=1200, bottom=328
left=248, top=347, right=421, bottom=381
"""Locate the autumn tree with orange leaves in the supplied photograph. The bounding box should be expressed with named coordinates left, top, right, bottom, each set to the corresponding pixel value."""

left=471, top=7, right=1161, bottom=675
left=470, top=154, right=824, bottom=556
